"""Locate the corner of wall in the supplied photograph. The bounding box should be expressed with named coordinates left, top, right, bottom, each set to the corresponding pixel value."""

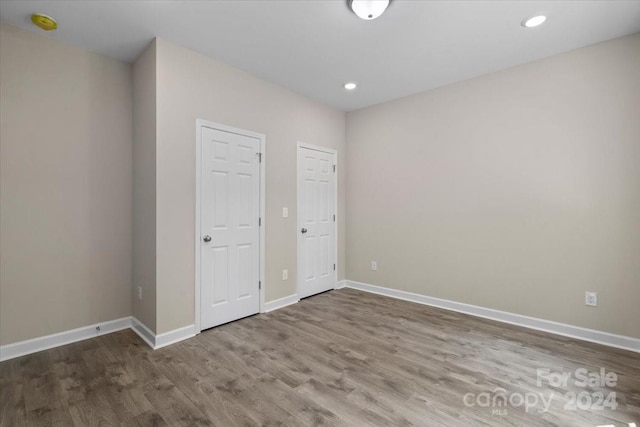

left=132, top=39, right=158, bottom=333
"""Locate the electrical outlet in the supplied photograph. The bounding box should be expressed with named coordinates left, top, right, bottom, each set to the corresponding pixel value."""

left=282, top=269, right=288, bottom=280
left=585, top=291, right=597, bottom=307
left=138, top=286, right=143, bottom=300
left=282, top=207, right=288, bottom=218
left=371, top=261, right=377, bottom=271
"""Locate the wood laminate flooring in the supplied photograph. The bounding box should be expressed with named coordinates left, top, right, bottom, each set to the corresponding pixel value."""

left=1, top=288, right=639, bottom=426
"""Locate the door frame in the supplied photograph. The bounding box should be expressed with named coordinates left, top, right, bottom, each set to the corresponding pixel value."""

left=296, top=142, right=339, bottom=299
left=195, top=119, right=266, bottom=334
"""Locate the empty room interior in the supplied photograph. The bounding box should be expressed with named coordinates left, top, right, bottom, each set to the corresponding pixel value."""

left=1, top=0, right=639, bottom=426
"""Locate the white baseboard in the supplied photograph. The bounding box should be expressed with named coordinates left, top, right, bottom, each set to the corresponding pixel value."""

left=11, top=281, right=631, bottom=360
left=131, top=317, right=156, bottom=349
left=263, top=293, right=300, bottom=313
left=131, top=317, right=195, bottom=350
left=263, top=282, right=346, bottom=313
left=0, top=317, right=131, bottom=362
left=345, top=280, right=640, bottom=353
left=155, top=324, right=196, bottom=349
left=1, top=317, right=198, bottom=361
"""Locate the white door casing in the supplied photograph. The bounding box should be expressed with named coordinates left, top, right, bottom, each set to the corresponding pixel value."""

left=297, top=143, right=337, bottom=299
left=196, top=121, right=265, bottom=331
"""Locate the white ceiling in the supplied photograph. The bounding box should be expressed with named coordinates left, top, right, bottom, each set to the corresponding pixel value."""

left=1, top=1, right=639, bottom=111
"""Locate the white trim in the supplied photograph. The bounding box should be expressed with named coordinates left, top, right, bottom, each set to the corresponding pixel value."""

left=263, top=293, right=300, bottom=313
left=259, top=132, right=266, bottom=314
left=195, top=120, right=202, bottom=333
left=4, top=280, right=636, bottom=360
left=296, top=142, right=339, bottom=299
left=297, top=141, right=336, bottom=154
left=345, top=280, right=640, bottom=353
left=0, top=317, right=201, bottom=361
left=130, top=319, right=195, bottom=350
left=155, top=324, right=196, bottom=349
left=0, top=317, right=131, bottom=362
left=263, top=280, right=344, bottom=313
left=131, top=317, right=156, bottom=349
left=334, top=150, right=339, bottom=284
left=195, top=119, right=266, bottom=330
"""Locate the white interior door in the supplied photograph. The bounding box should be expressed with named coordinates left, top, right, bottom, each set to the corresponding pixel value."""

left=200, top=125, right=261, bottom=330
left=297, top=145, right=337, bottom=299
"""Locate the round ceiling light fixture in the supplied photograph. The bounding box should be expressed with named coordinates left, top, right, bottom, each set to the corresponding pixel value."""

left=522, top=15, right=547, bottom=28
left=31, top=13, right=58, bottom=31
left=344, top=82, right=358, bottom=91
left=350, top=0, right=390, bottom=20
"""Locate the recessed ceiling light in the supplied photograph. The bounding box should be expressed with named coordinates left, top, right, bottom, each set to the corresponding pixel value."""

left=350, top=0, right=390, bottom=21
left=344, top=82, right=358, bottom=91
left=522, top=15, right=547, bottom=28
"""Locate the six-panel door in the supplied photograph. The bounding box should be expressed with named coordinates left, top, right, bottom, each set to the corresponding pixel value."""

left=200, top=127, right=261, bottom=330
left=297, top=146, right=337, bottom=299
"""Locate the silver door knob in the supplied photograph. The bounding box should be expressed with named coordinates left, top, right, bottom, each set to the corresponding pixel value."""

left=203, top=235, right=212, bottom=242
left=301, top=228, right=307, bottom=234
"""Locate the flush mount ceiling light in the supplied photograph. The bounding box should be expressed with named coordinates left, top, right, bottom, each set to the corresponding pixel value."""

left=522, top=15, right=547, bottom=28
left=350, top=0, right=390, bottom=20
left=31, top=13, right=58, bottom=31
left=344, top=82, right=358, bottom=90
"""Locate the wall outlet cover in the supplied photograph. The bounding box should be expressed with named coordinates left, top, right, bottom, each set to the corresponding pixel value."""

left=585, top=291, right=597, bottom=307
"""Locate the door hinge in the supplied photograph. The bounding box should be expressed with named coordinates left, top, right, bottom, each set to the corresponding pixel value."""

left=258, top=153, right=263, bottom=163
left=259, top=281, right=262, bottom=290
left=333, top=165, right=336, bottom=173
left=333, top=214, right=336, bottom=222
left=258, top=217, right=262, bottom=226
left=333, top=264, right=336, bottom=271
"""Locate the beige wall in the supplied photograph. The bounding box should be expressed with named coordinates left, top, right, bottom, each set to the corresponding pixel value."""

left=154, top=39, right=346, bottom=333
left=0, top=23, right=133, bottom=345
left=132, top=40, right=157, bottom=332
left=346, top=33, right=640, bottom=339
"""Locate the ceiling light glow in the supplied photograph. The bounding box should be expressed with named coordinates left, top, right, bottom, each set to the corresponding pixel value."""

left=344, top=82, right=357, bottom=90
left=350, top=0, right=390, bottom=20
left=522, top=15, right=547, bottom=28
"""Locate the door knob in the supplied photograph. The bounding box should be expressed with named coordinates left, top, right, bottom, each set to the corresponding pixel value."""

left=301, top=228, right=308, bottom=234
left=203, top=235, right=212, bottom=242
